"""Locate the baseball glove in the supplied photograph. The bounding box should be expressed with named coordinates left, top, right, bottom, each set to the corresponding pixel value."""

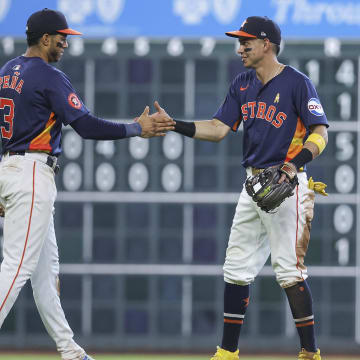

left=245, top=164, right=299, bottom=213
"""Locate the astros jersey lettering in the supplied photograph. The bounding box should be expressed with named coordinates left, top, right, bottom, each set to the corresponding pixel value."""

left=0, top=55, right=89, bottom=156
left=214, top=66, right=329, bottom=168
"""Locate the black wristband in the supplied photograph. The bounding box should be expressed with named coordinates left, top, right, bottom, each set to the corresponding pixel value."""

left=174, top=120, right=196, bottom=138
left=289, top=148, right=313, bottom=170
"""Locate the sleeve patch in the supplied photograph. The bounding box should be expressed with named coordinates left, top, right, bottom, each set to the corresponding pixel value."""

left=68, top=93, right=81, bottom=109
left=307, top=98, right=324, bottom=116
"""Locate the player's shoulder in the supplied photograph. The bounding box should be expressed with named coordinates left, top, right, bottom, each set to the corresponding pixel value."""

left=20, top=57, right=70, bottom=81
left=43, top=63, right=69, bottom=80
left=0, top=56, right=23, bottom=73
left=285, top=65, right=312, bottom=83
left=232, top=69, right=256, bottom=86
left=37, top=63, right=72, bottom=90
left=1, top=56, right=67, bottom=80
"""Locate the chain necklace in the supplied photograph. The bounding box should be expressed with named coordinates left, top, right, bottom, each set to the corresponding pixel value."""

left=264, top=63, right=283, bottom=85
left=272, top=63, right=283, bottom=79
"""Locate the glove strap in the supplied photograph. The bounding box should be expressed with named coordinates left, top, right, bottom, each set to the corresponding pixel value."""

left=280, top=163, right=297, bottom=181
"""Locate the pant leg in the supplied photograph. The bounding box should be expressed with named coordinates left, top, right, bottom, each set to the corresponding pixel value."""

left=260, top=172, right=315, bottom=287
left=0, top=157, right=55, bottom=327
left=31, top=213, right=85, bottom=360
left=223, top=186, right=270, bottom=285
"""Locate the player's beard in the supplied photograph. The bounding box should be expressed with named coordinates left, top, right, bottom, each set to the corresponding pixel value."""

left=48, top=42, right=64, bottom=63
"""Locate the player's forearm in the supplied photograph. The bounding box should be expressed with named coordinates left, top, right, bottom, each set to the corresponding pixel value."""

left=193, top=120, right=226, bottom=142
left=302, top=125, right=328, bottom=160
left=174, top=119, right=230, bottom=142
left=71, top=113, right=141, bottom=140
left=289, top=125, right=328, bottom=170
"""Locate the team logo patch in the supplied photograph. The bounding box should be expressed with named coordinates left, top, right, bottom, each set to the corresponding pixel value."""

left=12, top=65, right=21, bottom=71
left=68, top=93, right=81, bottom=109
left=308, top=98, right=324, bottom=116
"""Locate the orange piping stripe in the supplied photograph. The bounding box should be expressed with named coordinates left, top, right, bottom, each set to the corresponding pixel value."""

left=232, top=118, right=241, bottom=131
left=29, top=112, right=56, bottom=152
left=296, top=321, right=314, bottom=328
left=285, top=117, right=306, bottom=162
left=0, top=162, right=36, bottom=313
left=224, top=319, right=243, bottom=324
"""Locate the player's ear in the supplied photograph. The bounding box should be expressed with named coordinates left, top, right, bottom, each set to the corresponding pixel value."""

left=41, top=33, right=51, bottom=47
left=263, top=38, right=271, bottom=52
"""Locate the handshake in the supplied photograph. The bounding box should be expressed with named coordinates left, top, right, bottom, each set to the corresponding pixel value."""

left=136, top=101, right=175, bottom=138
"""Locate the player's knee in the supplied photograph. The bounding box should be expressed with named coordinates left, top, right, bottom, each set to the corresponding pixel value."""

left=275, top=272, right=305, bottom=288
left=224, top=277, right=251, bottom=286
left=223, top=267, right=254, bottom=285
left=1, top=259, right=33, bottom=282
left=223, top=260, right=257, bottom=285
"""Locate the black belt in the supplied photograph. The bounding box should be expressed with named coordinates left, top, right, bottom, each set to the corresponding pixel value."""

left=7, top=151, right=60, bottom=174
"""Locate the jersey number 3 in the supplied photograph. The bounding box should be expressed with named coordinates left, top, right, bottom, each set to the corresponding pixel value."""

left=0, top=97, right=14, bottom=139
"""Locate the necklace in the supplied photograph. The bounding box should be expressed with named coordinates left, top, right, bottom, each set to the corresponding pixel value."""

left=264, top=64, right=283, bottom=85
left=272, top=63, right=283, bottom=79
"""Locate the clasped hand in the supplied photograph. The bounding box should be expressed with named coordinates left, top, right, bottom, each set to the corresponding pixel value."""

left=137, top=101, right=174, bottom=138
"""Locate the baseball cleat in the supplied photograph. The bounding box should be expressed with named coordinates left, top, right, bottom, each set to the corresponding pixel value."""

left=210, top=346, right=239, bottom=360
left=298, top=348, right=321, bottom=360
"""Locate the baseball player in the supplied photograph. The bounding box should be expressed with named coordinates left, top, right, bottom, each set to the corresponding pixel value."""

left=0, top=8, right=174, bottom=360
left=158, top=16, right=328, bottom=360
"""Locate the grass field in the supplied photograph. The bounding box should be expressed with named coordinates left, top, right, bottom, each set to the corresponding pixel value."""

left=1, top=354, right=359, bottom=360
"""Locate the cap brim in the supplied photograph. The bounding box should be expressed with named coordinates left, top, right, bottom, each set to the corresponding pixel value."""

left=57, top=28, right=82, bottom=35
left=225, top=30, right=257, bottom=39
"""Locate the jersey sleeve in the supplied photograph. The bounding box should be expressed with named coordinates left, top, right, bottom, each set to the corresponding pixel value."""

left=213, top=76, right=242, bottom=131
left=295, top=76, right=329, bottom=128
left=45, top=69, right=90, bottom=126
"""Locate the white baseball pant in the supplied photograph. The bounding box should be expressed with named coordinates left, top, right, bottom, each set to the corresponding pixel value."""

left=0, top=153, right=85, bottom=360
left=224, top=169, right=315, bottom=288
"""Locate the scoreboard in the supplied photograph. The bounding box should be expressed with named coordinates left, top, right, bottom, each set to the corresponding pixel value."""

left=0, top=37, right=359, bottom=353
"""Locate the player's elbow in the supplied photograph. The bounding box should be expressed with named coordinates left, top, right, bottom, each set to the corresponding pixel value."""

left=323, top=130, right=329, bottom=146
left=213, top=131, right=227, bottom=142
left=211, top=119, right=230, bottom=142
left=311, top=124, right=328, bottom=145
left=75, top=131, right=92, bottom=140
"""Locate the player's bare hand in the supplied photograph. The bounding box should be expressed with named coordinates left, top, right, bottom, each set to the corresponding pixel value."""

left=278, top=173, right=287, bottom=184
left=137, top=105, right=175, bottom=138
left=148, top=101, right=175, bottom=134
left=152, top=101, right=172, bottom=120
left=278, top=162, right=297, bottom=184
